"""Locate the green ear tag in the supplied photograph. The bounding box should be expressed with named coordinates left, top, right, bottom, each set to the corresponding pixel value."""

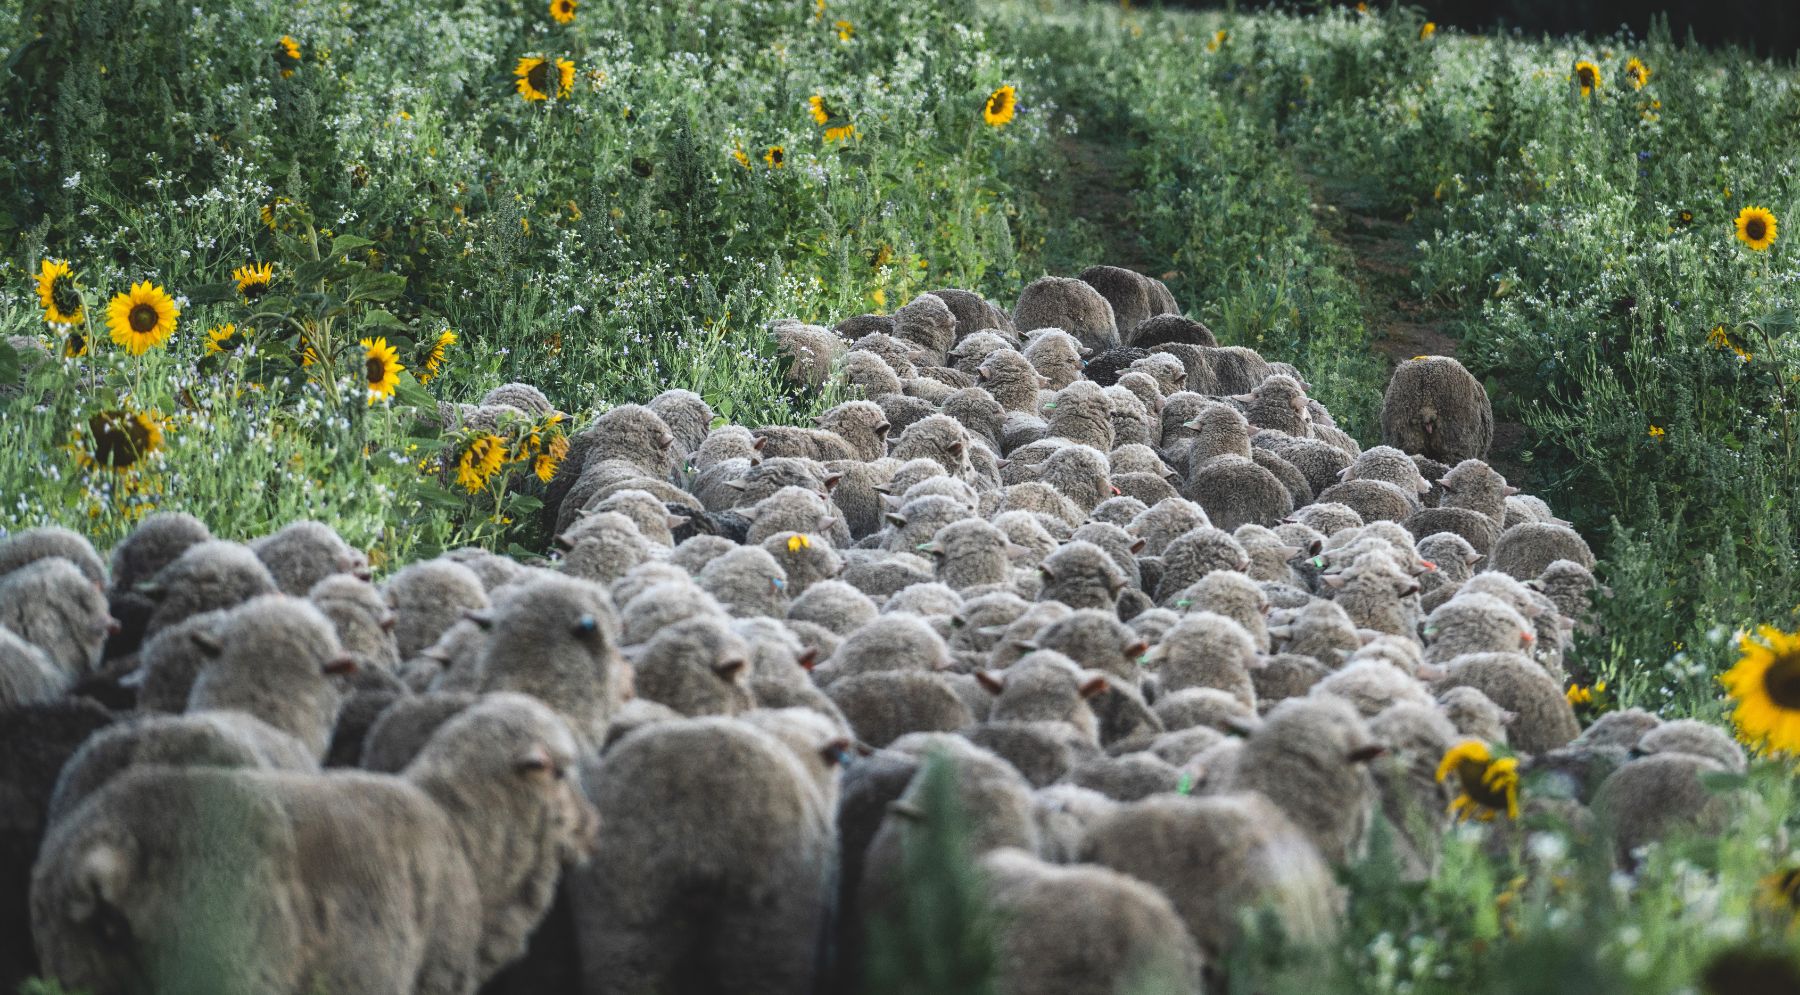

left=1137, top=654, right=1151, bottom=667
left=916, top=543, right=930, bottom=551
left=1311, top=556, right=1325, bottom=568
left=1176, top=599, right=1192, bottom=609
left=1044, top=402, right=1057, bottom=409
left=1176, top=773, right=1194, bottom=795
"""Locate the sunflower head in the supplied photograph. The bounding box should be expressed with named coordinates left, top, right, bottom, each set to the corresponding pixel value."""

left=83, top=408, right=164, bottom=472
left=808, top=94, right=831, bottom=125
left=515, top=56, right=574, bottom=101
left=233, top=262, right=275, bottom=300
left=1207, top=29, right=1226, bottom=52
left=261, top=196, right=295, bottom=232
left=984, top=85, right=1017, bottom=127
left=1573, top=60, right=1601, bottom=96
left=206, top=323, right=244, bottom=356
left=456, top=433, right=508, bottom=493
left=1625, top=56, right=1650, bottom=89
left=274, top=35, right=302, bottom=77
left=418, top=329, right=456, bottom=385
left=361, top=337, right=404, bottom=404
left=550, top=0, right=577, bottom=24
left=1709, top=325, right=1753, bottom=362
left=1419, top=21, right=1436, bottom=40
left=1437, top=740, right=1520, bottom=821
left=1722, top=625, right=1800, bottom=756
left=834, top=18, right=853, bottom=41
left=1736, top=206, right=1778, bottom=251
left=1647, top=424, right=1665, bottom=439
left=823, top=123, right=856, bottom=143
left=106, top=282, right=179, bottom=356
left=35, top=258, right=84, bottom=325
left=764, top=145, right=785, bottom=168
left=534, top=451, right=563, bottom=483
left=732, top=143, right=751, bottom=169
left=62, top=328, right=88, bottom=359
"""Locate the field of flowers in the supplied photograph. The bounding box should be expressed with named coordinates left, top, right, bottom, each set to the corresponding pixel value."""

left=5, top=0, right=1800, bottom=991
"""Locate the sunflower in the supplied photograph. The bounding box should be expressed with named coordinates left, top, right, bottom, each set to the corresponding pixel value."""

left=81, top=409, right=164, bottom=472
left=1676, top=209, right=1695, bottom=227
left=106, top=282, right=178, bottom=355
left=361, top=337, right=403, bottom=404
left=1721, top=624, right=1800, bottom=756
left=1709, top=325, right=1753, bottom=362
left=731, top=143, right=752, bottom=169
left=1647, top=424, right=1665, bottom=439
left=1436, top=740, right=1520, bottom=821
left=984, top=85, right=1017, bottom=127
left=35, top=258, right=84, bottom=325
left=515, top=56, right=576, bottom=102
left=205, top=323, right=244, bottom=356
left=1573, top=60, right=1601, bottom=97
left=456, top=433, right=507, bottom=493
left=1419, top=21, right=1436, bottom=40
left=549, top=0, right=576, bottom=24
left=233, top=262, right=275, bottom=300
left=834, top=18, right=853, bottom=41
left=418, top=329, right=455, bottom=384
left=808, top=94, right=832, bottom=125
left=1625, top=56, right=1651, bottom=89
left=764, top=145, right=785, bottom=168
left=824, top=122, right=855, bottom=142
left=261, top=196, right=294, bottom=231
left=1206, top=29, right=1226, bottom=53
left=1735, top=206, right=1778, bottom=251
left=62, top=328, right=88, bottom=359
left=534, top=450, right=564, bottom=483
left=274, top=35, right=302, bottom=78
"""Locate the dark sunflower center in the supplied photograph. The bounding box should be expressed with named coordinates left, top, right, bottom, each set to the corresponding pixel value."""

left=990, top=93, right=1008, bottom=114
left=1762, top=650, right=1800, bottom=709
left=366, top=357, right=386, bottom=384
left=50, top=276, right=80, bottom=314
left=1578, top=68, right=1595, bottom=87
left=528, top=62, right=551, bottom=94
left=1746, top=217, right=1768, bottom=241
left=65, top=331, right=85, bottom=355
left=89, top=411, right=150, bottom=468
left=771, top=149, right=783, bottom=164
left=128, top=303, right=159, bottom=333
left=1456, top=758, right=1511, bottom=811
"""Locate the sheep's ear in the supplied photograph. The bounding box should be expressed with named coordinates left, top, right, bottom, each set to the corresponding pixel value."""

left=1415, top=479, right=1432, bottom=495
left=1125, top=639, right=1150, bottom=659
left=823, top=473, right=843, bottom=491
left=1503, top=485, right=1521, bottom=496
left=1224, top=715, right=1260, bottom=738
left=1275, top=544, right=1302, bottom=560
left=1336, top=466, right=1353, bottom=481
left=1400, top=582, right=1421, bottom=597
left=463, top=608, right=495, bottom=630
left=135, top=580, right=166, bottom=600
left=555, top=534, right=576, bottom=551
left=1078, top=675, right=1110, bottom=699
left=1345, top=744, right=1387, bottom=764
left=1038, top=375, right=1053, bottom=388
left=322, top=654, right=358, bottom=677
left=1463, top=551, right=1482, bottom=566
left=885, top=512, right=908, bottom=527
left=820, top=738, right=853, bottom=766
left=665, top=513, right=690, bottom=529
left=714, top=659, right=748, bottom=681
left=724, top=480, right=748, bottom=491
left=189, top=629, right=223, bottom=657
left=1130, top=538, right=1147, bottom=554
left=751, top=436, right=768, bottom=451
left=976, top=671, right=1006, bottom=695
left=1232, top=393, right=1254, bottom=403
left=916, top=541, right=942, bottom=555
left=797, top=647, right=819, bottom=671
left=1356, top=629, right=1381, bottom=646
left=1038, top=563, right=1056, bottom=582
left=1501, top=709, right=1520, bottom=724
left=1320, top=573, right=1348, bottom=590
left=514, top=745, right=555, bottom=777
left=1437, top=479, right=1457, bottom=494
left=1267, top=624, right=1294, bottom=639
left=1014, top=640, right=1040, bottom=653
left=976, top=367, right=992, bottom=381
left=379, top=612, right=398, bottom=631
left=948, top=441, right=965, bottom=459
left=887, top=800, right=926, bottom=823
left=1004, top=541, right=1032, bottom=561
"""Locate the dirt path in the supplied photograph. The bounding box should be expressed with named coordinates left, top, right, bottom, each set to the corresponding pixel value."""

left=1300, top=168, right=1530, bottom=481
left=1054, top=132, right=1157, bottom=276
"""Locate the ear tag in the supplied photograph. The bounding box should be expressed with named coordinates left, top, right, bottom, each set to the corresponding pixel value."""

left=1311, top=556, right=1325, bottom=568
left=1176, top=773, right=1194, bottom=795
left=1137, top=654, right=1151, bottom=667
left=1175, top=599, right=1192, bottom=609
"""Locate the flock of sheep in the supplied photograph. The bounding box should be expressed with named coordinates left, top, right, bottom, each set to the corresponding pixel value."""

left=0, top=266, right=1754, bottom=994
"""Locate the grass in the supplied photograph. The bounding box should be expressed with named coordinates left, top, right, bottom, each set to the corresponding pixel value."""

left=5, top=0, right=1800, bottom=992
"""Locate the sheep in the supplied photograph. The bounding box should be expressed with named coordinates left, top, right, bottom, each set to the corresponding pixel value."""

left=1437, top=686, right=1514, bottom=746
left=692, top=425, right=763, bottom=473
left=558, top=513, right=665, bottom=587
left=1032, top=444, right=1116, bottom=512
left=383, top=559, right=490, bottom=661
left=1314, top=478, right=1419, bottom=525
left=822, top=459, right=893, bottom=541
left=1075, top=265, right=1173, bottom=339
left=647, top=388, right=714, bottom=463
left=760, top=531, right=842, bottom=596
left=482, top=382, right=554, bottom=416
left=1036, top=541, right=1128, bottom=612
left=1171, top=570, right=1271, bottom=650
left=1013, top=276, right=1119, bottom=352
left=441, top=547, right=530, bottom=591
left=103, top=512, right=212, bottom=658
left=1319, top=550, right=1420, bottom=637
left=185, top=595, right=353, bottom=761
left=1436, top=459, right=1514, bottom=527
left=1032, top=608, right=1145, bottom=683
left=1416, top=532, right=1482, bottom=587
left=588, top=489, right=684, bottom=547
left=626, top=616, right=754, bottom=718
left=1593, top=753, right=1737, bottom=868
left=1240, top=374, right=1312, bottom=437
left=891, top=292, right=958, bottom=361
left=470, top=574, right=626, bottom=749
left=976, top=349, right=1048, bottom=412
left=1379, top=355, right=1493, bottom=464
left=882, top=493, right=975, bottom=554
left=1184, top=454, right=1293, bottom=531
left=1432, top=652, right=1579, bottom=755
left=1504, top=493, right=1569, bottom=530
left=1256, top=434, right=1352, bottom=496
left=884, top=582, right=964, bottom=619
left=1340, top=445, right=1432, bottom=498
left=1310, top=660, right=1436, bottom=719
left=1180, top=403, right=1253, bottom=470
left=0, top=557, right=112, bottom=683
left=1149, top=612, right=1259, bottom=706
left=839, top=552, right=936, bottom=601
left=133, top=611, right=227, bottom=712
left=948, top=591, right=1034, bottom=657
left=1104, top=386, right=1155, bottom=448
left=1069, top=752, right=1182, bottom=801
left=827, top=671, right=975, bottom=747
left=1536, top=559, right=1599, bottom=628
left=1249, top=653, right=1332, bottom=711
left=1080, top=793, right=1340, bottom=962
left=0, top=525, right=105, bottom=587
left=1290, top=502, right=1363, bottom=537
left=1154, top=687, right=1258, bottom=734
left=949, top=331, right=1015, bottom=374
left=1366, top=703, right=1458, bottom=879
left=1127, top=353, right=1188, bottom=398
left=33, top=693, right=596, bottom=995
left=724, top=457, right=838, bottom=509
left=964, top=719, right=1093, bottom=787
left=888, top=415, right=974, bottom=480
left=668, top=534, right=740, bottom=578
left=812, top=612, right=952, bottom=686
left=1129, top=313, right=1217, bottom=350
left=927, top=287, right=1016, bottom=343
left=1422, top=592, right=1534, bottom=665
left=1215, top=695, right=1385, bottom=864
left=44, top=711, right=319, bottom=828
left=1020, top=328, right=1088, bottom=391
left=750, top=424, right=860, bottom=464
left=990, top=510, right=1061, bottom=567
left=696, top=545, right=790, bottom=618
left=138, top=540, right=278, bottom=640
left=1633, top=719, right=1748, bottom=772
left=0, top=627, right=65, bottom=706
left=981, top=652, right=1109, bottom=738
left=1128, top=499, right=1211, bottom=559
left=787, top=578, right=880, bottom=637
left=1405, top=507, right=1501, bottom=560
left=1154, top=527, right=1249, bottom=605
left=582, top=404, right=678, bottom=479
left=249, top=520, right=366, bottom=596
left=917, top=519, right=1012, bottom=592
left=1489, top=521, right=1596, bottom=580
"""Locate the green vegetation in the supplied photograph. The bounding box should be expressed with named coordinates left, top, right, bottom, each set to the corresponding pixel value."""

left=6, top=0, right=1800, bottom=991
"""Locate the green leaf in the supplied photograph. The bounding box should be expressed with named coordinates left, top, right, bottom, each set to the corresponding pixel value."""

left=0, top=338, right=19, bottom=383
left=348, top=271, right=407, bottom=303
left=393, top=372, right=437, bottom=411
left=360, top=309, right=408, bottom=333
left=329, top=234, right=375, bottom=256
left=413, top=480, right=468, bottom=511
left=185, top=282, right=239, bottom=306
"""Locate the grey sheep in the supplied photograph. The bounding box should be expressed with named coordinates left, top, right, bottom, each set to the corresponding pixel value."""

left=1633, top=719, right=1747, bottom=772
left=1037, top=541, right=1128, bottom=612
left=1033, top=444, right=1116, bottom=512
left=1021, top=328, right=1088, bottom=390
left=838, top=552, right=935, bottom=601
left=990, top=510, right=1061, bottom=566
left=923, top=519, right=1016, bottom=592
left=1153, top=527, right=1248, bottom=605
left=0, top=526, right=106, bottom=587
left=874, top=392, right=940, bottom=439
left=1319, top=551, right=1420, bottom=637
left=471, top=574, right=626, bottom=749
left=185, top=595, right=353, bottom=760
left=760, top=531, right=843, bottom=596
left=965, top=720, right=1094, bottom=788
left=893, top=292, right=958, bottom=360
left=250, top=520, right=367, bottom=595
left=1069, top=752, right=1182, bottom=801
left=558, top=513, right=665, bottom=586
left=882, top=494, right=975, bottom=554
left=1310, top=660, right=1436, bottom=719
left=135, top=611, right=229, bottom=712
left=885, top=582, right=965, bottom=619
left=927, top=287, right=1016, bottom=341
left=981, top=651, right=1109, bottom=741
left=1180, top=403, right=1253, bottom=470
left=1240, top=374, right=1312, bottom=437
left=0, top=558, right=113, bottom=682
left=384, top=559, right=489, bottom=661
left=1200, top=346, right=1276, bottom=396
left=890, top=414, right=974, bottom=478
left=1366, top=703, right=1458, bottom=879
left=1129, top=313, right=1217, bottom=350
left=1536, top=559, right=1599, bottom=629
left=949, top=330, right=1016, bottom=373
left=589, top=490, right=685, bottom=547
left=1150, top=612, right=1258, bottom=706
left=626, top=616, right=754, bottom=717
left=1147, top=725, right=1227, bottom=767
left=1034, top=608, right=1145, bottom=683
left=1437, top=686, right=1514, bottom=746
left=1216, top=695, right=1385, bottom=864
left=1171, top=570, right=1271, bottom=650
left=1105, top=386, right=1155, bottom=448
left=1154, top=687, right=1258, bottom=734
left=1080, top=793, right=1340, bottom=962
left=359, top=692, right=479, bottom=773
left=1235, top=524, right=1303, bottom=585
left=668, top=535, right=738, bottom=578
left=1341, top=445, right=1432, bottom=498
left=842, top=349, right=904, bottom=397
left=1593, top=753, right=1737, bottom=869
left=949, top=592, right=1034, bottom=657
left=1422, top=592, right=1534, bottom=665
left=1013, top=276, right=1118, bottom=352
left=1091, top=495, right=1151, bottom=530
left=1314, top=478, right=1420, bottom=525
left=692, top=426, right=762, bottom=473
left=1504, top=494, right=1569, bottom=530
left=482, top=382, right=554, bottom=416
left=852, top=332, right=920, bottom=377
left=817, top=400, right=894, bottom=462
left=1437, top=459, right=1515, bottom=526
left=787, top=579, right=879, bottom=636
left=308, top=574, right=400, bottom=674
left=440, top=547, right=529, bottom=591
left=1250, top=653, right=1333, bottom=711
left=1290, top=502, right=1364, bottom=537
left=1379, top=356, right=1493, bottom=464
left=1128, top=499, right=1212, bottom=558
left=976, top=349, right=1049, bottom=412
left=942, top=388, right=1006, bottom=453
left=750, top=424, right=860, bottom=464
left=1126, top=353, right=1187, bottom=397
left=1432, top=652, right=1579, bottom=755
left=1043, top=380, right=1115, bottom=450
left=139, top=540, right=278, bottom=640
left=1489, top=521, right=1595, bottom=580
left=812, top=612, right=952, bottom=686
left=1268, top=598, right=1360, bottom=666
left=1255, top=434, right=1352, bottom=496
left=696, top=546, right=789, bottom=618
left=1404, top=506, right=1500, bottom=560
left=1077, top=265, right=1176, bottom=338
left=104, top=512, right=213, bottom=657
left=827, top=671, right=974, bottom=746
left=0, top=627, right=66, bottom=706
left=582, top=404, right=678, bottom=479
left=647, top=388, right=714, bottom=463
left=824, top=459, right=893, bottom=541
left=1185, top=454, right=1293, bottom=532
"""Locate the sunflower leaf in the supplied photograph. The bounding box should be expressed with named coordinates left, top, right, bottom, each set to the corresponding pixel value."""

left=184, top=283, right=238, bottom=306
left=348, top=272, right=408, bottom=303
left=412, top=480, right=468, bottom=511
left=329, top=234, right=376, bottom=257
left=360, top=309, right=408, bottom=333
left=393, top=372, right=436, bottom=411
